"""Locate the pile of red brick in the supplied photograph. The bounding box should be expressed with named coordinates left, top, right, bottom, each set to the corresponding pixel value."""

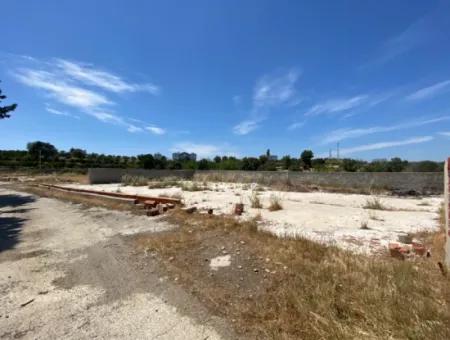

left=389, top=241, right=428, bottom=260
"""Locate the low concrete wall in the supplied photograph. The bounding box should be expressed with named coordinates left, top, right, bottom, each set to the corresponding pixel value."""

left=194, top=170, right=443, bottom=194
left=88, top=168, right=194, bottom=184
left=88, top=168, right=443, bottom=194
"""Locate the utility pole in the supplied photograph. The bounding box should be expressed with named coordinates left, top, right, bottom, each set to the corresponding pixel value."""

left=329, top=149, right=332, bottom=159
left=337, top=142, right=340, bottom=159
left=445, top=158, right=450, bottom=267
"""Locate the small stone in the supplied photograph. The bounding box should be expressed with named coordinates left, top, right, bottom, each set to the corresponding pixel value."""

left=240, top=240, right=245, bottom=245
left=253, top=268, right=259, bottom=273
left=238, top=265, right=243, bottom=269
left=169, top=256, right=175, bottom=262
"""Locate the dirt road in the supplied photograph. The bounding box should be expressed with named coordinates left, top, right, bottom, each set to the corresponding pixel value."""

left=0, top=185, right=230, bottom=339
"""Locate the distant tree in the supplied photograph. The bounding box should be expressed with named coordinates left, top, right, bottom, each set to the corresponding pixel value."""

left=266, top=149, right=270, bottom=157
left=27, top=141, right=58, bottom=161
left=241, top=157, right=260, bottom=171
left=281, top=155, right=292, bottom=170
left=197, top=158, right=210, bottom=170
left=342, top=158, right=359, bottom=172
left=153, top=154, right=168, bottom=169
left=0, top=82, right=17, bottom=119
left=300, top=150, right=314, bottom=169
left=69, top=148, right=87, bottom=159
left=387, top=157, right=408, bottom=172
left=412, top=161, right=442, bottom=172
left=137, top=154, right=155, bottom=169
left=214, top=156, right=221, bottom=163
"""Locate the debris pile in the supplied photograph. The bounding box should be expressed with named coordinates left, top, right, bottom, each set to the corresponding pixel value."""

left=388, top=239, right=429, bottom=260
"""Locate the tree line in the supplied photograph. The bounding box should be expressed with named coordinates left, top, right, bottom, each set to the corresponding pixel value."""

left=0, top=142, right=443, bottom=172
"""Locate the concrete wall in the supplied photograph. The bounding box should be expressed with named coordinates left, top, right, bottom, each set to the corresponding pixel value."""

left=88, top=168, right=443, bottom=194
left=194, top=170, right=443, bottom=194
left=88, top=168, right=194, bottom=184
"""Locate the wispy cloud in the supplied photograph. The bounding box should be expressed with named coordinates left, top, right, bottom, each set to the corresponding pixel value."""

left=304, top=95, right=368, bottom=116
left=15, top=69, right=112, bottom=109
left=406, top=80, right=450, bottom=101
left=170, top=142, right=238, bottom=159
left=338, top=136, right=433, bottom=156
left=321, top=116, right=450, bottom=144
left=55, top=59, right=160, bottom=95
left=45, top=105, right=80, bottom=119
left=145, top=126, right=166, bottom=135
left=233, top=69, right=301, bottom=135
left=11, top=56, right=163, bottom=134
left=233, top=120, right=260, bottom=135
left=287, top=121, right=305, bottom=131
left=363, top=2, right=449, bottom=67
left=438, top=132, right=450, bottom=137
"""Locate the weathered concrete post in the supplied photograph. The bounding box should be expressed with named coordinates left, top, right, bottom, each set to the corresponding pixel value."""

left=445, top=158, right=450, bottom=267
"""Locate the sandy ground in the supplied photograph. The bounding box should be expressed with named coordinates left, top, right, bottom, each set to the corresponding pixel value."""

left=0, top=185, right=231, bottom=339
left=65, top=182, right=443, bottom=254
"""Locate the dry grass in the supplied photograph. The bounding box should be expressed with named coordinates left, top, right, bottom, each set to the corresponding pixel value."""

left=360, top=220, right=370, bottom=230
left=135, top=209, right=450, bottom=339
left=180, top=181, right=206, bottom=191
left=249, top=191, right=263, bottom=209
left=147, top=177, right=180, bottom=189
left=363, top=197, right=389, bottom=210
left=121, top=174, right=149, bottom=186
left=268, top=194, right=283, bottom=211
left=368, top=211, right=385, bottom=221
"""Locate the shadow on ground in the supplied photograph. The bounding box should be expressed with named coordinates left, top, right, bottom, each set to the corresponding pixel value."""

left=0, top=193, right=35, bottom=252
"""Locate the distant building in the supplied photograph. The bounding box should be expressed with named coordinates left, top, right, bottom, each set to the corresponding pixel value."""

left=172, top=152, right=197, bottom=162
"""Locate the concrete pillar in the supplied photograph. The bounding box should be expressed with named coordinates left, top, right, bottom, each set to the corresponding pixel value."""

left=445, top=158, right=450, bottom=267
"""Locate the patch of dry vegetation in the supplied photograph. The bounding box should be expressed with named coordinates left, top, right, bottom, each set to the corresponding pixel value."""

left=135, top=208, right=450, bottom=339
left=121, top=174, right=149, bottom=186
left=249, top=191, right=263, bottom=208
left=268, top=194, right=283, bottom=211
left=363, top=197, right=389, bottom=210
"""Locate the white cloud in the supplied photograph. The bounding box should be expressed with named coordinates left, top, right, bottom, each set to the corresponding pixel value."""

left=11, top=56, right=163, bottom=134
left=305, top=95, right=368, bottom=116
left=438, top=132, right=450, bottom=137
left=253, top=69, right=300, bottom=108
left=170, top=142, right=238, bottom=159
left=55, top=59, right=160, bottom=95
left=406, top=80, right=450, bottom=101
left=288, top=121, right=305, bottom=131
left=14, top=69, right=112, bottom=109
left=45, top=106, right=79, bottom=119
left=321, top=116, right=450, bottom=144
left=233, top=120, right=259, bottom=135
left=233, top=69, right=301, bottom=135
left=127, top=125, right=143, bottom=133
left=145, top=126, right=166, bottom=135
left=339, top=136, right=433, bottom=156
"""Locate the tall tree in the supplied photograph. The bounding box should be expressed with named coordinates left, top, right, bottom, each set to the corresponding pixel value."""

left=27, top=141, right=58, bottom=161
left=0, top=82, right=17, bottom=119
left=300, top=150, right=314, bottom=169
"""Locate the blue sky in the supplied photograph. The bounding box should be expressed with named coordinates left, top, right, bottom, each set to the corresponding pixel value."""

left=1, top=0, right=450, bottom=160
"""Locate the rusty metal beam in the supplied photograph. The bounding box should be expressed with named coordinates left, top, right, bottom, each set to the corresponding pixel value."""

left=40, top=184, right=181, bottom=205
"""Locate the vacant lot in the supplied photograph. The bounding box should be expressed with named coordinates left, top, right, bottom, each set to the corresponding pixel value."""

left=3, top=177, right=449, bottom=339
left=65, top=181, right=442, bottom=254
